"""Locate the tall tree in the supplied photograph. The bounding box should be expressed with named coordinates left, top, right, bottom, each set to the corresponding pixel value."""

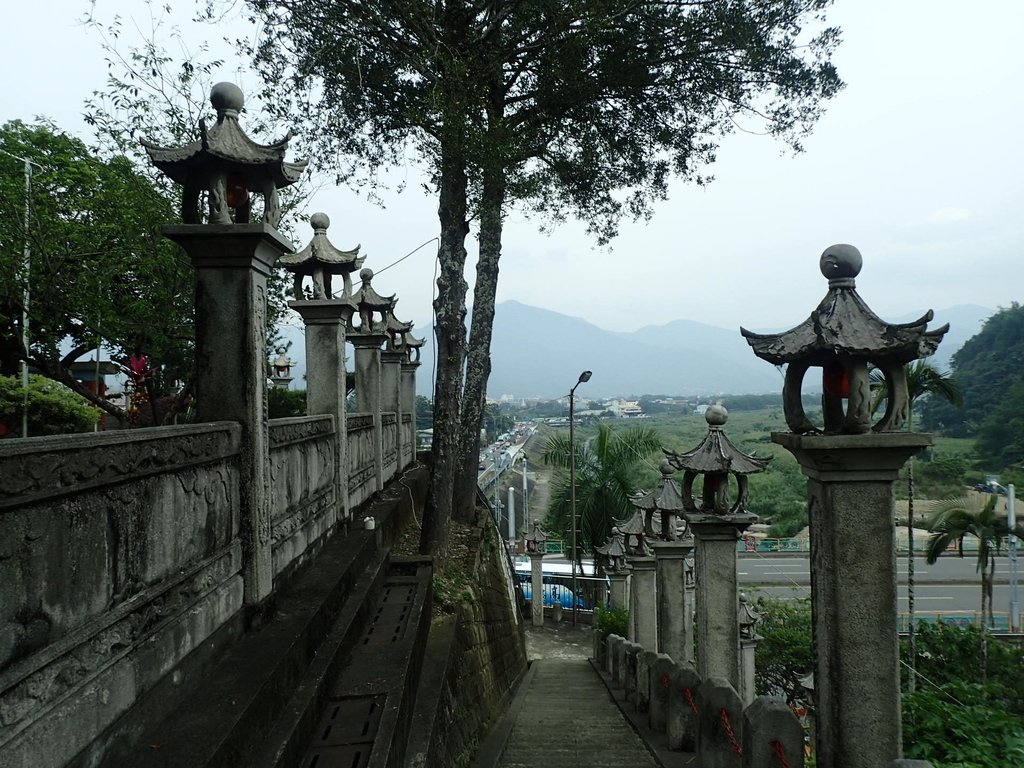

left=238, top=0, right=844, bottom=554
left=924, top=494, right=1020, bottom=627
left=0, top=120, right=190, bottom=420
left=872, top=359, right=961, bottom=691
left=541, top=423, right=660, bottom=564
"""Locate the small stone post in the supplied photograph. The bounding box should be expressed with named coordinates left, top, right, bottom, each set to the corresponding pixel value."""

left=636, top=650, right=658, bottom=713
left=696, top=677, right=744, bottom=768
left=742, top=244, right=948, bottom=768
left=628, top=555, right=658, bottom=649
left=349, top=332, right=387, bottom=491
left=742, top=697, right=805, bottom=768
left=145, top=82, right=307, bottom=610
left=652, top=538, right=695, bottom=664
left=649, top=654, right=675, bottom=732
left=667, top=661, right=702, bottom=751
left=737, top=593, right=762, bottom=706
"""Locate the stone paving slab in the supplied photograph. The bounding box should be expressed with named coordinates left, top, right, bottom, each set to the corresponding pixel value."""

left=496, top=657, right=658, bottom=768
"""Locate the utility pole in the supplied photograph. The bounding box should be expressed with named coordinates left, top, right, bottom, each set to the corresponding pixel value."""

left=1009, top=485, right=1019, bottom=631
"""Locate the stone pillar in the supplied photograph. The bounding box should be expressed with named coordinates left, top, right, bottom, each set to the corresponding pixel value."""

left=774, top=432, right=931, bottom=768
left=652, top=538, right=694, bottom=664
left=628, top=556, right=657, bottom=650
left=290, top=299, right=354, bottom=526
left=609, top=568, right=630, bottom=612
left=528, top=552, right=546, bottom=627
left=165, top=224, right=291, bottom=607
left=381, top=349, right=403, bottom=465
left=688, top=514, right=754, bottom=690
left=349, top=333, right=387, bottom=491
left=636, top=650, right=658, bottom=713
left=667, top=661, right=701, bottom=751
left=739, top=637, right=757, bottom=707
left=400, top=360, right=419, bottom=465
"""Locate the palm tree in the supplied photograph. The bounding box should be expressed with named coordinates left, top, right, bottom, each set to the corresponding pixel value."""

left=924, top=494, right=1014, bottom=627
left=871, top=360, right=961, bottom=691
left=541, top=423, right=661, bottom=568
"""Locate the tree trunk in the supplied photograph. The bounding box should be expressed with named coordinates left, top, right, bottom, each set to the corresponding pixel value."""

left=420, top=133, right=470, bottom=557
left=454, top=163, right=506, bottom=524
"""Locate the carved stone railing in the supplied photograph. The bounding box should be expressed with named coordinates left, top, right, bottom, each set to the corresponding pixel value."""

left=400, top=412, right=414, bottom=465
left=346, top=413, right=377, bottom=509
left=268, top=415, right=337, bottom=578
left=0, top=422, right=244, bottom=768
left=382, top=411, right=399, bottom=483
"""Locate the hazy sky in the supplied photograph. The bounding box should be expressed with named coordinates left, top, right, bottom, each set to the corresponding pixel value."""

left=3, top=0, right=1022, bottom=338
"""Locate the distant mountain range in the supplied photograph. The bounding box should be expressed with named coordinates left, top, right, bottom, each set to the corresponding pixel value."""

left=411, top=300, right=993, bottom=399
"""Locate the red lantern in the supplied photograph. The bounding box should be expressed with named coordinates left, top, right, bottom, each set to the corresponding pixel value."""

left=823, top=361, right=850, bottom=398
left=226, top=176, right=249, bottom=208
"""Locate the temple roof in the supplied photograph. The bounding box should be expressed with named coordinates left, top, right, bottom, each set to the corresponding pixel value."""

left=280, top=213, right=363, bottom=273
left=740, top=244, right=948, bottom=365
left=141, top=83, right=307, bottom=189
left=665, top=405, right=770, bottom=475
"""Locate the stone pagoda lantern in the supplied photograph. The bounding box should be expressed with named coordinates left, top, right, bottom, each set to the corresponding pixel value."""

left=740, top=244, right=948, bottom=768
left=665, top=404, right=769, bottom=687
left=143, top=83, right=308, bottom=607
left=596, top=527, right=630, bottom=615
left=616, top=505, right=656, bottom=648
left=633, top=459, right=696, bottom=664
left=523, top=521, right=550, bottom=627
left=631, top=459, right=689, bottom=541
left=142, top=82, right=307, bottom=227
left=270, top=346, right=296, bottom=389
left=280, top=213, right=364, bottom=301
left=349, top=268, right=396, bottom=334
left=740, top=243, right=947, bottom=436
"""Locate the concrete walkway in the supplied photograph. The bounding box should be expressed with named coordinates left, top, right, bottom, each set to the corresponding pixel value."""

left=496, top=657, right=659, bottom=768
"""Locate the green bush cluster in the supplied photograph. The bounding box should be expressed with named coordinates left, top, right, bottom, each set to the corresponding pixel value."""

left=0, top=374, right=99, bottom=436
left=592, top=603, right=629, bottom=641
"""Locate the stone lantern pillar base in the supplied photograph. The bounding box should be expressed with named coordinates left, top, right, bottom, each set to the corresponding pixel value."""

left=608, top=568, right=630, bottom=612
left=687, top=512, right=755, bottom=689
left=528, top=552, right=546, bottom=627
left=290, top=299, right=355, bottom=526
left=651, top=538, right=695, bottom=664
left=628, top=556, right=657, bottom=650
left=165, top=223, right=292, bottom=609
left=774, top=431, right=932, bottom=768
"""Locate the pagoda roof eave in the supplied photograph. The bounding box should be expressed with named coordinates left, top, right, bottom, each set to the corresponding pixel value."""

left=741, top=288, right=949, bottom=365
left=664, top=434, right=769, bottom=475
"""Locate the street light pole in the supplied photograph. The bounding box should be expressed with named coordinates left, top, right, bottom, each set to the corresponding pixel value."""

left=1, top=151, right=41, bottom=438
left=569, top=369, right=592, bottom=627
left=1009, top=484, right=1019, bottom=631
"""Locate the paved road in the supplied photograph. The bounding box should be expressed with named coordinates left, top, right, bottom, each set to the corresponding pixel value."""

left=740, top=555, right=1019, bottom=615
left=739, top=555, right=1018, bottom=584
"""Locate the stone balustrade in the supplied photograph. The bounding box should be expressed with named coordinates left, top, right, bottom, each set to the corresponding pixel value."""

left=598, top=632, right=934, bottom=768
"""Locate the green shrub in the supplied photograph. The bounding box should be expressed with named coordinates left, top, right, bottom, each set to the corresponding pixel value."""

left=0, top=374, right=99, bottom=436
left=593, top=603, right=629, bottom=640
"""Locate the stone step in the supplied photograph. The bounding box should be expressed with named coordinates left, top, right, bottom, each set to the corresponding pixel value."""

left=95, top=525, right=386, bottom=768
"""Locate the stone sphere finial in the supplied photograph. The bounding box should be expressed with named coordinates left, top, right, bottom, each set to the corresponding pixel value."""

left=659, top=458, right=674, bottom=476
left=210, top=82, right=245, bottom=115
left=705, top=404, right=728, bottom=426
left=360, top=267, right=374, bottom=282
left=310, top=212, right=330, bottom=231
left=819, top=243, right=862, bottom=281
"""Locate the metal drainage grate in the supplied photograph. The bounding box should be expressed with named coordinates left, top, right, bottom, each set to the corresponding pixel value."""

left=302, top=695, right=383, bottom=768
left=360, top=584, right=416, bottom=647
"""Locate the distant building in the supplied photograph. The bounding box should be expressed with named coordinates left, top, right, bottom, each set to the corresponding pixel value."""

left=608, top=399, right=643, bottom=418
left=693, top=403, right=710, bottom=415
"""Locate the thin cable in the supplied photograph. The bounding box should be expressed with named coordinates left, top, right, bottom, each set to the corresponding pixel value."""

left=374, top=236, right=439, bottom=276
